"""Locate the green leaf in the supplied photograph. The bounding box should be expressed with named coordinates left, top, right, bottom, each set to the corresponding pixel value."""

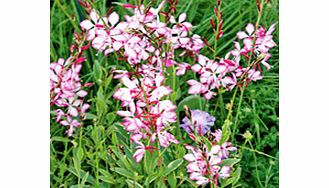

left=85, top=113, right=98, bottom=120
left=220, top=120, right=232, bottom=145
left=112, top=167, right=134, bottom=179
left=144, top=151, right=156, bottom=175
left=144, top=174, right=157, bottom=185
left=70, top=185, right=92, bottom=188
left=167, top=173, right=177, bottom=188
left=81, top=171, right=89, bottom=186
left=51, top=136, right=70, bottom=143
left=67, top=168, right=96, bottom=184
left=99, top=175, right=115, bottom=184
left=221, top=159, right=240, bottom=167
left=163, top=159, right=184, bottom=176
left=126, top=179, right=143, bottom=188
left=77, top=147, right=84, bottom=162
left=202, top=137, right=213, bottom=151
left=176, top=95, right=206, bottom=112
left=106, top=112, right=116, bottom=125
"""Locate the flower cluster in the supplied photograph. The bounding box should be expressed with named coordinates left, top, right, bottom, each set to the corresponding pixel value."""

left=187, top=23, right=276, bottom=99
left=184, top=129, right=237, bottom=186
left=113, top=70, right=179, bottom=162
left=50, top=57, right=90, bottom=136
left=79, top=1, right=210, bottom=162
left=80, top=1, right=204, bottom=74
left=50, top=33, right=91, bottom=136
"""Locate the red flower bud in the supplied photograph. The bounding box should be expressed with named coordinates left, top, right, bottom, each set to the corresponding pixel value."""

left=210, top=18, right=216, bottom=31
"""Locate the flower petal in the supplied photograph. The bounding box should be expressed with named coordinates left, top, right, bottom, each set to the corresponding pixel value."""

left=245, top=23, right=255, bottom=35
left=178, top=13, right=187, bottom=23
left=80, top=20, right=93, bottom=30
left=109, top=12, right=119, bottom=26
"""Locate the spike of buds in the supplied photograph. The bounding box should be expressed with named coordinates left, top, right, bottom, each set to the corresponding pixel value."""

left=256, top=0, right=261, bottom=12
left=202, top=37, right=210, bottom=47
left=75, top=57, right=86, bottom=64
left=210, top=18, right=216, bottom=31
left=122, top=4, right=137, bottom=9
left=84, top=82, right=94, bottom=87
left=106, top=7, right=114, bottom=16
left=70, top=45, right=75, bottom=54
left=218, top=20, right=223, bottom=32
left=214, top=6, right=218, bottom=16
left=81, top=43, right=90, bottom=51
left=216, top=31, right=223, bottom=40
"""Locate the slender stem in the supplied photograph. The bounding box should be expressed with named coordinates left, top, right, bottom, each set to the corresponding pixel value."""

left=232, top=81, right=246, bottom=141
left=55, top=0, right=81, bottom=32
left=224, top=86, right=238, bottom=122
left=248, top=141, right=264, bottom=187
left=239, top=145, right=278, bottom=160
left=213, top=2, right=222, bottom=59
left=78, top=126, right=83, bottom=188
left=231, top=0, right=266, bottom=140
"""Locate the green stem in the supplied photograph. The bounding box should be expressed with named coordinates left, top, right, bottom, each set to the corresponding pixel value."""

left=232, top=81, right=246, bottom=141
left=55, top=0, right=81, bottom=32
left=213, top=2, right=222, bottom=59
left=248, top=141, right=264, bottom=187
left=224, top=86, right=238, bottom=122
left=231, top=0, right=266, bottom=140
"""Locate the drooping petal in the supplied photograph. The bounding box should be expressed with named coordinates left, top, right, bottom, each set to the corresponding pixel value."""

left=133, top=148, right=145, bottom=163
left=130, top=134, right=142, bottom=144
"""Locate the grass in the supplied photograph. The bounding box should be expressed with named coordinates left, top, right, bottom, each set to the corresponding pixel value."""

left=50, top=0, right=279, bottom=187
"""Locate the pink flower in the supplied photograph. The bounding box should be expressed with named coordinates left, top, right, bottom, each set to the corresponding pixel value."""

left=248, top=69, right=263, bottom=81
left=60, top=116, right=81, bottom=136
left=183, top=128, right=237, bottom=186
left=237, top=23, right=255, bottom=40
left=184, top=144, right=223, bottom=186
left=151, top=128, right=179, bottom=148
left=133, top=143, right=145, bottom=163
left=80, top=10, right=108, bottom=40
left=219, top=166, right=231, bottom=178
left=176, top=63, right=190, bottom=76
left=50, top=56, right=90, bottom=136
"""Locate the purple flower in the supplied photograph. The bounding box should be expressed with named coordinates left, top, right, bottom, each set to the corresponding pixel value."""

left=180, top=110, right=215, bottom=135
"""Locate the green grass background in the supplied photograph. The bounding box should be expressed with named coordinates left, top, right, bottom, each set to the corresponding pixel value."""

left=50, top=0, right=279, bottom=187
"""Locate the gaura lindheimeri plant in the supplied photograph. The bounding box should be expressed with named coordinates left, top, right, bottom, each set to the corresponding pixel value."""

left=50, top=0, right=277, bottom=187
left=50, top=32, right=92, bottom=136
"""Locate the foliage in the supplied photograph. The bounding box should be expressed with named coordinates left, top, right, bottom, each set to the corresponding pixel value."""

left=50, top=0, right=278, bottom=187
